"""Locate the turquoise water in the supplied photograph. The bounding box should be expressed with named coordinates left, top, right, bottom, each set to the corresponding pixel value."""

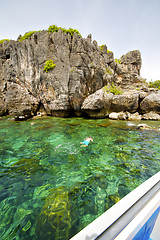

left=0, top=116, right=160, bottom=240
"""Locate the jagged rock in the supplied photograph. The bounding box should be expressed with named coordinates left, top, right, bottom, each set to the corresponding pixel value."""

left=120, top=50, right=141, bottom=72
left=0, top=28, right=156, bottom=120
left=142, top=111, right=160, bottom=120
left=140, top=91, right=160, bottom=113
left=128, top=112, right=142, bottom=121
left=0, top=30, right=119, bottom=119
left=113, top=50, right=145, bottom=89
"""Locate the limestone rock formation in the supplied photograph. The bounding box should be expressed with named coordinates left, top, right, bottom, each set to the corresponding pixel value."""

left=140, top=91, right=160, bottom=113
left=109, top=112, right=120, bottom=120
left=109, top=112, right=127, bottom=120
left=0, top=28, right=159, bottom=120
left=82, top=89, right=140, bottom=118
left=128, top=112, right=142, bottom=121
left=142, top=111, right=160, bottom=120
left=0, top=30, right=116, bottom=119
left=114, top=50, right=142, bottom=89
left=110, top=92, right=139, bottom=113
left=81, top=89, right=113, bottom=118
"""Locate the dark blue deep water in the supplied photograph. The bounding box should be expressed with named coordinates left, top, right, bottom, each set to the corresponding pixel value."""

left=0, top=116, right=160, bottom=240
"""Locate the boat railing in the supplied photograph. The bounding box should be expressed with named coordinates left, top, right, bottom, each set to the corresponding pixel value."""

left=70, top=171, right=160, bottom=240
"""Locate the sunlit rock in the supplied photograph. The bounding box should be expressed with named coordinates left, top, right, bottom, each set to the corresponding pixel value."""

left=142, top=111, right=160, bottom=120
left=140, top=92, right=160, bottom=113
left=128, top=112, right=142, bottom=121
left=137, top=124, right=152, bottom=130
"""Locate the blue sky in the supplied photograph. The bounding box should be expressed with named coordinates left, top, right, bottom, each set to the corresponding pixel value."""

left=0, top=0, right=160, bottom=81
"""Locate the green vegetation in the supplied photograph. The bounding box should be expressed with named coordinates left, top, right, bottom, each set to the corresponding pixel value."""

left=107, top=49, right=112, bottom=53
left=115, top=58, right=121, bottom=64
left=19, top=31, right=37, bottom=42
left=90, top=62, right=94, bottom=68
left=0, top=39, right=10, bottom=44
left=103, top=83, right=123, bottom=95
left=106, top=68, right=113, bottom=75
left=100, top=45, right=105, bottom=51
left=100, top=45, right=112, bottom=53
left=43, top=59, right=56, bottom=73
left=149, top=80, right=160, bottom=89
left=18, top=25, right=82, bottom=42
left=48, top=25, right=82, bottom=37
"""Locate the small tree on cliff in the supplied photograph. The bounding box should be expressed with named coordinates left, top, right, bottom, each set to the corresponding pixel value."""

left=43, top=60, right=56, bottom=73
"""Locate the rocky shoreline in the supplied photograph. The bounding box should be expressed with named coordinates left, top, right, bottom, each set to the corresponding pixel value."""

left=0, top=27, right=159, bottom=120
left=82, top=88, right=160, bottom=120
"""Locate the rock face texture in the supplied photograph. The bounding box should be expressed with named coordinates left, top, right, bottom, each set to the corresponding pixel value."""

left=81, top=89, right=113, bottom=118
left=0, top=29, right=159, bottom=120
left=82, top=88, right=160, bottom=119
left=140, top=92, right=160, bottom=113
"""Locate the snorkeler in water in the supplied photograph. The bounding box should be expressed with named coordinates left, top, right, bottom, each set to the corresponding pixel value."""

left=80, top=136, right=93, bottom=147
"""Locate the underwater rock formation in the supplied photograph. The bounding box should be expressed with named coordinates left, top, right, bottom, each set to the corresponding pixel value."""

left=0, top=28, right=159, bottom=120
left=36, top=187, right=71, bottom=240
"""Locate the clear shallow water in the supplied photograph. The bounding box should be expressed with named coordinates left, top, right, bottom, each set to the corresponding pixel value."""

left=0, top=116, right=160, bottom=240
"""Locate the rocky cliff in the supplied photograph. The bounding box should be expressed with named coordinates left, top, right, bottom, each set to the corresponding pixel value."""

left=0, top=28, right=159, bottom=120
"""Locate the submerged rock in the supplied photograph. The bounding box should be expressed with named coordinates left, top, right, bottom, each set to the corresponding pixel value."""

left=36, top=186, right=71, bottom=240
left=137, top=124, right=153, bottom=130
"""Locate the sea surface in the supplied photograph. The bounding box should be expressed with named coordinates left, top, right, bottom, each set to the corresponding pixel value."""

left=0, top=116, right=160, bottom=240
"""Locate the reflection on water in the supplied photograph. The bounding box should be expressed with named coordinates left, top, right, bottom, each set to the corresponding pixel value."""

left=0, top=116, right=160, bottom=239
